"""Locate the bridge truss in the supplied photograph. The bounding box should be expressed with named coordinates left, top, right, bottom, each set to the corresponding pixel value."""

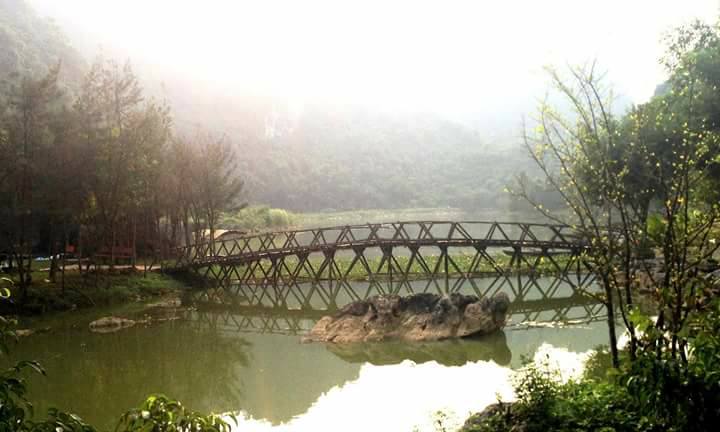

left=170, top=221, right=589, bottom=287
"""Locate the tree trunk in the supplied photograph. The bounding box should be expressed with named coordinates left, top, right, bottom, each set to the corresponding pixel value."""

left=110, top=223, right=116, bottom=271
left=61, top=223, right=67, bottom=295
left=132, top=214, right=137, bottom=270
left=49, top=223, right=57, bottom=283
left=603, top=276, right=620, bottom=368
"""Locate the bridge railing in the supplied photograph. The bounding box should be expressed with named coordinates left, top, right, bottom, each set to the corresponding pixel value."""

left=172, top=221, right=586, bottom=270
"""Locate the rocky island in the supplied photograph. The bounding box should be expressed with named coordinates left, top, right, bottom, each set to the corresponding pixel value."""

left=303, top=292, right=510, bottom=343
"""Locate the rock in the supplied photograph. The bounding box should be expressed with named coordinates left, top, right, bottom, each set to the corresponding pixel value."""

left=303, top=292, right=510, bottom=343
left=14, top=329, right=34, bottom=337
left=401, top=293, right=440, bottom=314
left=14, top=327, right=51, bottom=337
left=89, top=316, right=136, bottom=333
left=147, top=297, right=182, bottom=308
left=335, top=300, right=369, bottom=317
left=460, top=403, right=517, bottom=432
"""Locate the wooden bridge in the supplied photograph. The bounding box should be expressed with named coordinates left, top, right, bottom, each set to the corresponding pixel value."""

left=170, top=221, right=589, bottom=286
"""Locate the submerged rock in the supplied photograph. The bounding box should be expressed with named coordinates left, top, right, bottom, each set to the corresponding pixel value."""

left=13, top=327, right=51, bottom=337
left=14, top=329, right=34, bottom=337
left=303, top=292, right=510, bottom=343
left=89, top=316, right=136, bottom=333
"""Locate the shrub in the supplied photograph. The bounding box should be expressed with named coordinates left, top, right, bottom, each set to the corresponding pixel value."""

left=218, top=205, right=295, bottom=231
left=118, top=395, right=231, bottom=432
left=463, top=363, right=660, bottom=432
left=265, top=208, right=291, bottom=228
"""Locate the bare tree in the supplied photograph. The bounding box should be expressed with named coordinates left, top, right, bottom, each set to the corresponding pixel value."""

left=517, top=63, right=644, bottom=366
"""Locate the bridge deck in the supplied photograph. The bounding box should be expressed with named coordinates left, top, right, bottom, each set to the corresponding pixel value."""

left=170, top=221, right=589, bottom=285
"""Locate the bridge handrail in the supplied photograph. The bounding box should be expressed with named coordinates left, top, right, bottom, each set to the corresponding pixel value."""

left=177, top=220, right=580, bottom=251
left=170, top=220, right=593, bottom=272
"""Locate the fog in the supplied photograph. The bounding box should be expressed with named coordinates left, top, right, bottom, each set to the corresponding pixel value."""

left=12, top=0, right=720, bottom=211
left=28, top=0, right=718, bottom=128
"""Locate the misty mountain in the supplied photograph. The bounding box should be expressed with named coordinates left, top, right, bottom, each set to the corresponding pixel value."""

left=236, top=104, right=546, bottom=211
left=0, top=0, right=85, bottom=98
left=3, top=0, right=557, bottom=212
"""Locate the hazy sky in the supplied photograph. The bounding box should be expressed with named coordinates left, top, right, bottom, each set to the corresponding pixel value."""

left=28, top=0, right=719, bottom=119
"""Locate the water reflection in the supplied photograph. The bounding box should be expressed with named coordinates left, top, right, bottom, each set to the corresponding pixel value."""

left=5, top=322, right=253, bottom=430
left=5, top=275, right=611, bottom=431
left=325, top=331, right=512, bottom=366
left=187, top=275, right=607, bottom=335
left=196, top=274, right=599, bottom=317
left=229, top=344, right=592, bottom=432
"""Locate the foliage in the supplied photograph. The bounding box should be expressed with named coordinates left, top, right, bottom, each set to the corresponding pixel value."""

left=467, top=297, right=720, bottom=432
left=463, top=364, right=660, bottom=432
left=0, top=0, right=85, bottom=100
left=167, top=132, right=245, bottom=254
left=0, top=6, right=246, bottom=300
left=482, top=19, right=720, bottom=432
left=517, top=62, right=642, bottom=366
left=117, top=395, right=231, bottom=432
left=218, top=206, right=295, bottom=231
left=0, top=358, right=46, bottom=431
left=620, top=297, right=720, bottom=431
left=518, top=20, right=720, bottom=368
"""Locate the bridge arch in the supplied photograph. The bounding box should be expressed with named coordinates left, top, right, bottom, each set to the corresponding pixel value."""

left=170, top=221, right=588, bottom=286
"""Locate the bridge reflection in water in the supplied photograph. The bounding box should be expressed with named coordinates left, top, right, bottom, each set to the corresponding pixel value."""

left=185, top=274, right=606, bottom=336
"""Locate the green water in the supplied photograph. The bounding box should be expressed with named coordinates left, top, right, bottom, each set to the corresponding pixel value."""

left=4, top=277, right=612, bottom=431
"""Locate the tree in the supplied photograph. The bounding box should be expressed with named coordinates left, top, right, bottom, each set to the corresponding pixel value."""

left=517, top=62, right=638, bottom=367
left=171, top=132, right=244, bottom=254
left=520, top=23, right=720, bottom=369
left=0, top=64, right=61, bottom=301
left=73, top=58, right=173, bottom=269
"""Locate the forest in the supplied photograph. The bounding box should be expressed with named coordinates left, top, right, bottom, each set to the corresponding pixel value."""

left=0, top=0, right=248, bottom=302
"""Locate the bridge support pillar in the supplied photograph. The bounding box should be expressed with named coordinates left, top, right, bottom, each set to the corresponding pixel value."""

left=439, top=245, right=449, bottom=295
left=321, top=249, right=337, bottom=284
left=380, top=245, right=393, bottom=287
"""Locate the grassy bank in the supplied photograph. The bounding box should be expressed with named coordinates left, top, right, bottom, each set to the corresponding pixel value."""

left=1, top=270, right=186, bottom=315
left=295, top=207, right=470, bottom=228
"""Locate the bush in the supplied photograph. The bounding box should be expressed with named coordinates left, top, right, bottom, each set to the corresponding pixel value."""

left=463, top=363, right=659, bottom=432
left=265, top=208, right=291, bottom=228
left=619, top=298, right=720, bottom=431
left=118, top=395, right=231, bottom=432
left=218, top=205, right=295, bottom=231
left=466, top=299, right=720, bottom=432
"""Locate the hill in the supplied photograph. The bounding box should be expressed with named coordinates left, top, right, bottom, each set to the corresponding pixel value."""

left=0, top=0, right=85, bottom=98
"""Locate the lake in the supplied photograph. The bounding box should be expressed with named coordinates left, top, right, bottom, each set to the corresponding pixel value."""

left=6, top=276, right=613, bottom=431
